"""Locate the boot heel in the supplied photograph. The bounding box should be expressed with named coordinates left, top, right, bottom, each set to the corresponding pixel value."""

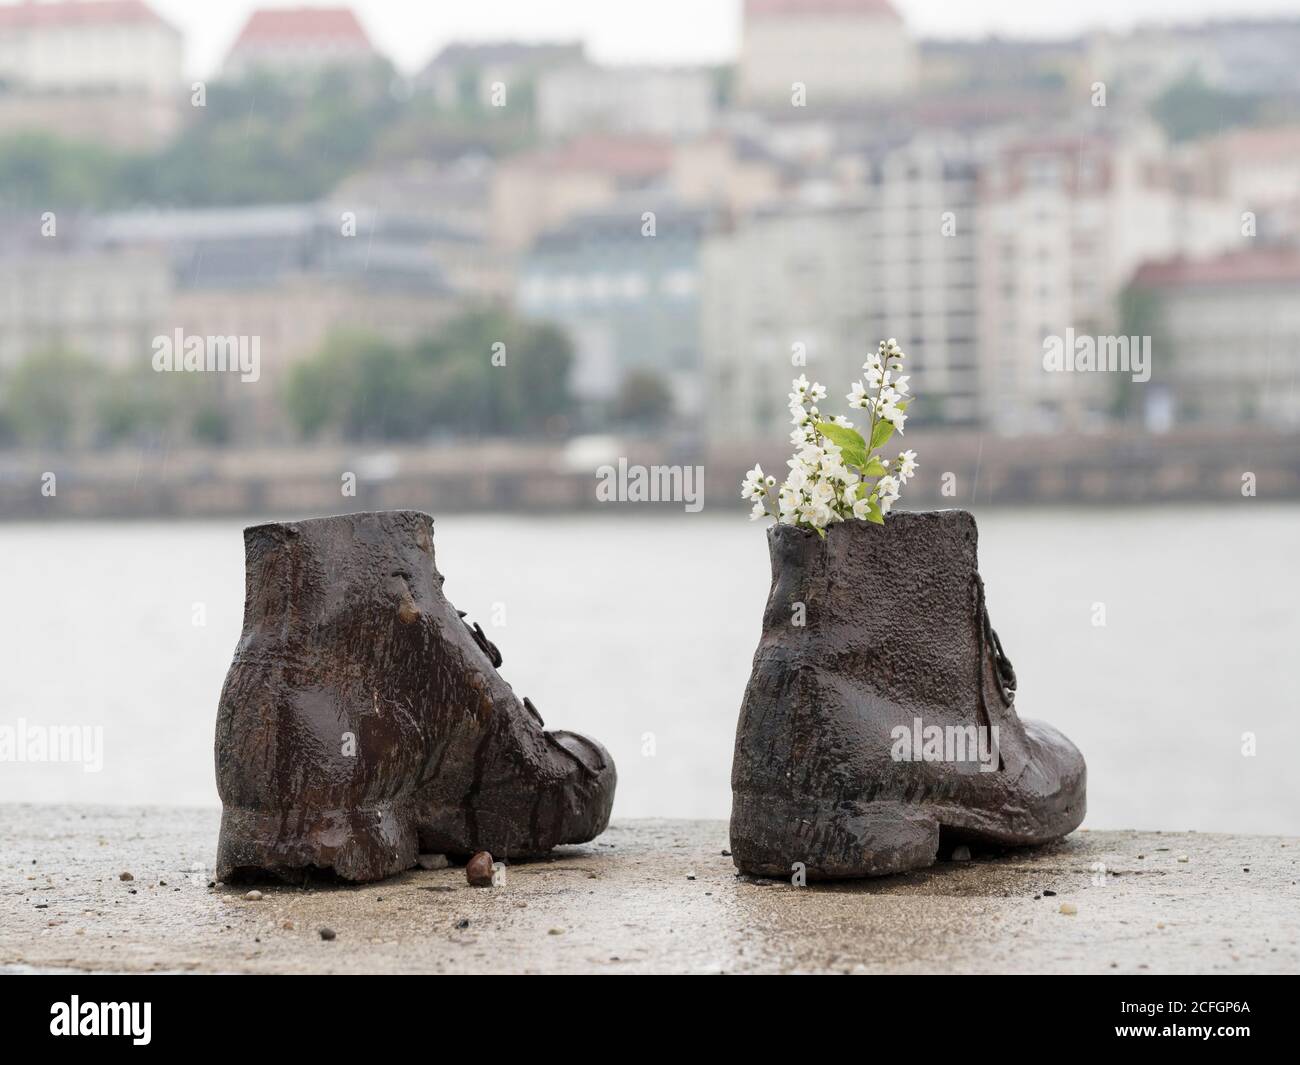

left=215, top=803, right=419, bottom=884
left=730, top=793, right=939, bottom=880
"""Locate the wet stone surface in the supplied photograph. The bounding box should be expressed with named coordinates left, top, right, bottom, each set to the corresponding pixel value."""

left=1, top=805, right=1297, bottom=974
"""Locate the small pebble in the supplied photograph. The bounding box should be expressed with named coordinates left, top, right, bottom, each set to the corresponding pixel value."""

left=118, top=871, right=133, bottom=882
left=466, top=851, right=494, bottom=887
left=721, top=850, right=732, bottom=857
left=1042, top=889, right=1057, bottom=897
left=1059, top=902, right=1077, bottom=916
left=548, top=927, right=564, bottom=936
left=243, top=890, right=263, bottom=902
left=455, top=918, right=470, bottom=929
left=951, top=845, right=971, bottom=862
left=1177, top=855, right=1189, bottom=863
left=282, top=920, right=294, bottom=930
left=417, top=853, right=449, bottom=871
left=686, top=874, right=696, bottom=881
left=318, top=927, right=336, bottom=941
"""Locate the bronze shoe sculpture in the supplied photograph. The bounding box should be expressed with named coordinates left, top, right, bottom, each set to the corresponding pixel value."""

left=730, top=510, right=1085, bottom=879
left=215, top=510, right=616, bottom=883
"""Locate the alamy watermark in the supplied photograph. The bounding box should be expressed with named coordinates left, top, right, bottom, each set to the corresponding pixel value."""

left=152, top=329, right=261, bottom=383
left=1042, top=329, right=1150, bottom=383
left=50, top=997, right=150, bottom=1045
left=890, top=717, right=999, bottom=772
left=0, top=719, right=103, bottom=772
left=596, top=458, right=704, bottom=513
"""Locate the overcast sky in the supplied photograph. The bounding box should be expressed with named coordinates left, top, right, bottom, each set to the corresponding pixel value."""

left=147, top=0, right=1300, bottom=77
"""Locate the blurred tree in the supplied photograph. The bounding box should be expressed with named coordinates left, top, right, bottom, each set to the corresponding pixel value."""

left=1150, top=75, right=1265, bottom=142
left=614, top=369, right=674, bottom=428
left=1114, top=284, right=1165, bottom=421
left=284, top=330, right=428, bottom=441
left=286, top=311, right=574, bottom=442
left=1, top=348, right=101, bottom=449
left=0, top=133, right=132, bottom=208
left=414, top=309, right=572, bottom=435
left=191, top=405, right=232, bottom=446
left=94, top=366, right=172, bottom=445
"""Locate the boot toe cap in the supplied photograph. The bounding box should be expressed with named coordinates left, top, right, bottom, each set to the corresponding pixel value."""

left=1019, top=717, right=1087, bottom=834
left=549, top=730, right=617, bottom=844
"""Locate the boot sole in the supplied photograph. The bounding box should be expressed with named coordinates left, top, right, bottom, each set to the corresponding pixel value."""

left=216, top=802, right=419, bottom=884
left=730, top=792, right=940, bottom=880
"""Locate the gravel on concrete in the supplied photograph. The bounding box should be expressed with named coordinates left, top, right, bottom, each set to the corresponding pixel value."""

left=2, top=804, right=1296, bottom=974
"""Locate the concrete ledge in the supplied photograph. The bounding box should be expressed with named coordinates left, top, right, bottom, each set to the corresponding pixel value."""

left=2, top=805, right=1297, bottom=974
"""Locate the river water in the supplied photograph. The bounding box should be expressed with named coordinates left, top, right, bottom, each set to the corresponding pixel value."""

left=1, top=506, right=1297, bottom=834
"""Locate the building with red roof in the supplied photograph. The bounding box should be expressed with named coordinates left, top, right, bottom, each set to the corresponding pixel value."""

left=1128, top=248, right=1300, bottom=428
left=222, top=6, right=377, bottom=81
left=0, top=0, right=181, bottom=93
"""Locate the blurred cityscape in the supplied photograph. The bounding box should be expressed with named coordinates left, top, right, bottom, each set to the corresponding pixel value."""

left=2, top=0, right=1300, bottom=516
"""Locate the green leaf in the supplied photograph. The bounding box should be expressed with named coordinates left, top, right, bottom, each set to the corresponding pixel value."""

left=815, top=421, right=867, bottom=468
left=862, top=456, right=887, bottom=477
left=865, top=498, right=885, bottom=525
left=870, top=418, right=894, bottom=450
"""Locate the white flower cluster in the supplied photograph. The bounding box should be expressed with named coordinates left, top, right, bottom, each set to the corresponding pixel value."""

left=847, top=338, right=909, bottom=434
left=741, top=340, right=919, bottom=534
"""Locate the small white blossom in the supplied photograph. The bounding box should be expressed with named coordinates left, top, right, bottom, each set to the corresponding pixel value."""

left=745, top=358, right=918, bottom=531
left=877, top=475, right=900, bottom=513
left=897, top=449, right=918, bottom=481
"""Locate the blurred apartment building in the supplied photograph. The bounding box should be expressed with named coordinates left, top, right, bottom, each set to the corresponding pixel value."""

left=2, top=0, right=1299, bottom=450
left=78, top=204, right=454, bottom=437
left=737, top=0, right=917, bottom=106
left=702, top=199, right=872, bottom=437
left=221, top=6, right=377, bottom=81
left=517, top=202, right=711, bottom=418
left=490, top=135, right=676, bottom=252
left=1087, top=19, right=1300, bottom=101
left=858, top=136, right=982, bottom=427
left=0, top=217, right=169, bottom=372
left=330, top=156, right=511, bottom=299
left=506, top=134, right=791, bottom=421
left=536, top=63, right=716, bottom=140
left=0, top=0, right=182, bottom=148
left=1186, top=126, right=1300, bottom=245
left=417, top=41, right=584, bottom=109
left=701, top=133, right=978, bottom=439
left=1131, top=250, right=1300, bottom=428
left=976, top=124, right=1243, bottom=433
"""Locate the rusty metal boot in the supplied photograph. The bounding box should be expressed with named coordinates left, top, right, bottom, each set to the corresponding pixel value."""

left=730, top=510, right=1085, bottom=879
left=215, top=510, right=616, bottom=883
